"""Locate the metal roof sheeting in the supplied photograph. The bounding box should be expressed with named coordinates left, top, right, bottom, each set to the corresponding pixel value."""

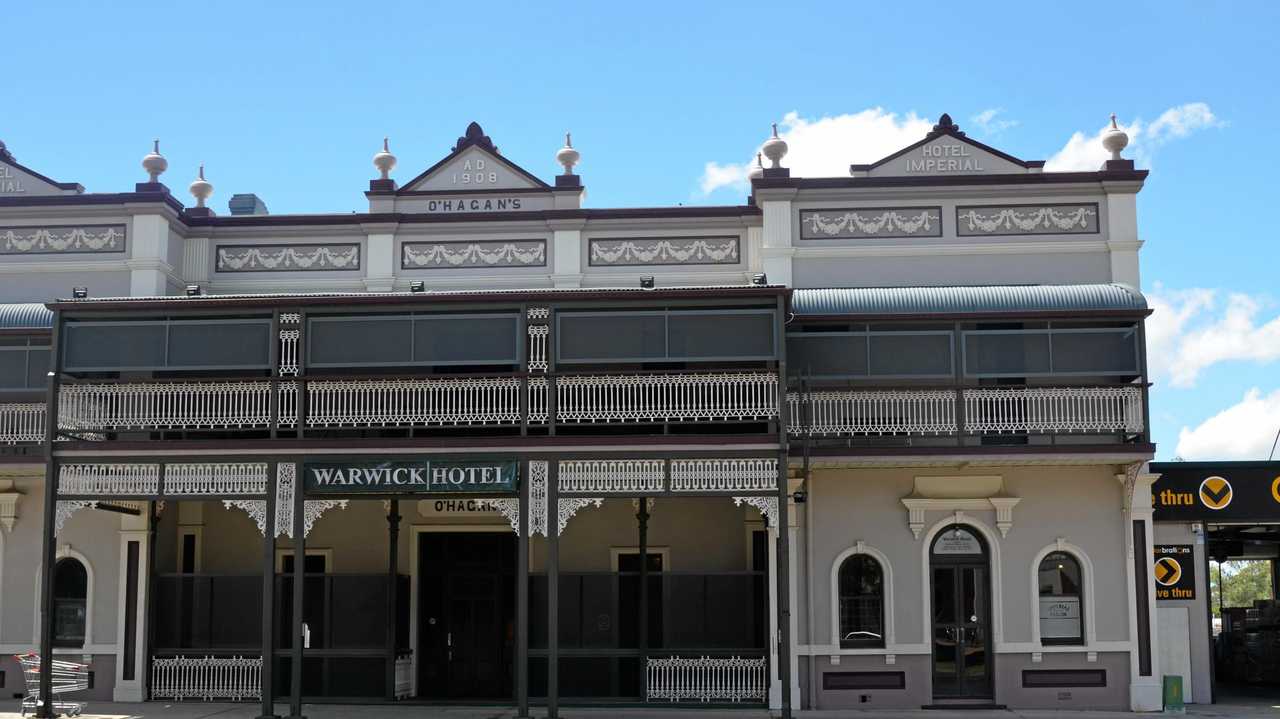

left=0, top=303, right=53, bottom=330
left=791, top=283, right=1147, bottom=316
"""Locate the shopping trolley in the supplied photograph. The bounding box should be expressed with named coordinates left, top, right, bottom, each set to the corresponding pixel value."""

left=14, top=653, right=89, bottom=717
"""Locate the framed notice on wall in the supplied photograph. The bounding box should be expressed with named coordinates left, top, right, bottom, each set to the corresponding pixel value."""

left=1154, top=545, right=1196, bottom=600
left=1039, top=597, right=1082, bottom=639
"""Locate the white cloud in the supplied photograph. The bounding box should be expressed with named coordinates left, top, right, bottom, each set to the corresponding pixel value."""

left=970, top=108, right=1018, bottom=135
left=1175, top=388, right=1280, bottom=460
left=1146, top=285, right=1280, bottom=388
left=698, top=108, right=933, bottom=195
left=1045, top=102, right=1223, bottom=171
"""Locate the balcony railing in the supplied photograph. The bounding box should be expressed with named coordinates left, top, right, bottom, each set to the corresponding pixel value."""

left=51, top=371, right=781, bottom=435
left=0, top=402, right=45, bottom=444
left=788, top=384, right=1145, bottom=438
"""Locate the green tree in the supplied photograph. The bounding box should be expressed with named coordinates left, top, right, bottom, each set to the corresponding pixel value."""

left=1209, top=560, right=1275, bottom=617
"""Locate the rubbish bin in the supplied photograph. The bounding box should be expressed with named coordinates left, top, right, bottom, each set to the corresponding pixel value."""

left=1162, top=675, right=1185, bottom=713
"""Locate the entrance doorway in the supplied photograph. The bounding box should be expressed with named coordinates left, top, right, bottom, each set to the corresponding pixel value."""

left=930, top=525, right=993, bottom=701
left=417, top=531, right=516, bottom=699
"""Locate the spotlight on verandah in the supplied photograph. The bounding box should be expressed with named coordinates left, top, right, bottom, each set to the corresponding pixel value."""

left=750, top=273, right=768, bottom=286
left=185, top=284, right=201, bottom=296
left=639, top=276, right=655, bottom=289
left=409, top=281, right=426, bottom=293
left=72, top=287, right=88, bottom=299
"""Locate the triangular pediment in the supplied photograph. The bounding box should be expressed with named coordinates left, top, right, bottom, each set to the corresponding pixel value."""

left=400, top=122, right=550, bottom=193
left=0, top=144, right=83, bottom=197
left=854, top=114, right=1043, bottom=178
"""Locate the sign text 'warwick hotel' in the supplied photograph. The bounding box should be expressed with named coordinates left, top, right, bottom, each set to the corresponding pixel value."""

left=304, top=460, right=518, bottom=494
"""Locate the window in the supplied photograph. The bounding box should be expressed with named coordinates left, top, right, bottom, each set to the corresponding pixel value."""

left=1038, top=551, right=1083, bottom=645
left=786, top=329, right=953, bottom=378
left=307, top=313, right=519, bottom=367
left=838, top=555, right=884, bottom=648
left=0, top=338, right=49, bottom=391
left=52, top=558, right=88, bottom=648
left=557, top=309, right=776, bottom=363
left=963, top=327, right=1139, bottom=377
left=63, top=319, right=271, bottom=371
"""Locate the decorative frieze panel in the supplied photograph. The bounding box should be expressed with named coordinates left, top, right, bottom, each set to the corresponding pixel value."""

left=165, top=463, right=268, bottom=496
left=54, top=500, right=98, bottom=534
left=59, top=464, right=160, bottom=496
left=215, top=244, right=360, bottom=272
left=527, top=307, right=550, bottom=373
left=955, top=204, right=1099, bottom=236
left=588, top=236, right=740, bottom=266
left=671, top=459, right=777, bottom=492
left=559, top=460, right=665, bottom=494
left=799, top=208, right=942, bottom=239
left=0, top=225, right=127, bottom=254
left=528, top=460, right=548, bottom=537
left=402, top=240, right=546, bottom=269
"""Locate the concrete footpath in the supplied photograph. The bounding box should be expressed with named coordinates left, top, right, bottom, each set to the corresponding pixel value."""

left=0, top=701, right=1276, bottom=719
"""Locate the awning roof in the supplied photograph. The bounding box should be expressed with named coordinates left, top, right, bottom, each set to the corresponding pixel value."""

left=791, top=283, right=1147, bottom=317
left=0, top=303, right=54, bottom=330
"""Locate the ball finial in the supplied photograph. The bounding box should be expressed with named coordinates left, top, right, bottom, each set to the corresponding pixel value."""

left=747, top=152, right=765, bottom=180
left=556, top=132, right=580, bottom=175
left=761, top=123, right=788, bottom=169
left=188, top=164, right=213, bottom=208
left=142, top=139, right=168, bottom=183
left=1102, top=113, right=1129, bottom=161
left=373, top=137, right=397, bottom=180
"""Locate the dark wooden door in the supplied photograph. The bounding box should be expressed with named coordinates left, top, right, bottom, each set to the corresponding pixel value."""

left=418, top=532, right=515, bottom=699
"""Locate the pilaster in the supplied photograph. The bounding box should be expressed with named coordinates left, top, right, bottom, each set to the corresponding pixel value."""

left=362, top=223, right=398, bottom=292
left=1104, top=187, right=1142, bottom=287
left=758, top=188, right=797, bottom=287
left=549, top=218, right=586, bottom=288
left=128, top=214, right=173, bottom=296
left=112, top=511, right=149, bottom=701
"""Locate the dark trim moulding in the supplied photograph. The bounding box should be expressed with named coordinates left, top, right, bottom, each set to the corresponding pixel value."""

left=46, top=285, right=791, bottom=311
left=374, top=187, right=571, bottom=198
left=0, top=191, right=184, bottom=213
left=51, top=434, right=785, bottom=454
left=792, top=309, right=1153, bottom=322
left=804, top=443, right=1157, bottom=459
left=183, top=205, right=761, bottom=228
left=752, top=169, right=1148, bottom=193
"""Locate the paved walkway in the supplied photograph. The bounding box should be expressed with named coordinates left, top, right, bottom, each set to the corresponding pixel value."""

left=1, top=701, right=1276, bottom=719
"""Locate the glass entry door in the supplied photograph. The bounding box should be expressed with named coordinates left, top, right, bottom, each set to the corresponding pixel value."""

left=930, top=527, right=992, bottom=700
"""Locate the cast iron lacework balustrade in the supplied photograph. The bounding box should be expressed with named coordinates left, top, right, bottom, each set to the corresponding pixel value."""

left=787, top=389, right=957, bottom=436
left=150, top=655, right=262, bottom=701
left=60, top=381, right=274, bottom=431
left=300, top=376, right=525, bottom=427
left=554, top=372, right=778, bottom=423
left=670, top=459, right=777, bottom=492
left=962, top=386, right=1144, bottom=434
left=0, top=403, right=44, bottom=444
left=646, top=655, right=768, bottom=702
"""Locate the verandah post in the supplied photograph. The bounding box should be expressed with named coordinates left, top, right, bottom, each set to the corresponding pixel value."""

left=36, top=309, right=63, bottom=719
left=547, top=460, right=560, bottom=719
left=385, top=499, right=401, bottom=701
left=637, top=497, right=650, bottom=702
left=516, top=463, right=530, bottom=717
left=289, top=462, right=305, bottom=719
left=775, top=293, right=794, bottom=718
left=258, top=462, right=279, bottom=719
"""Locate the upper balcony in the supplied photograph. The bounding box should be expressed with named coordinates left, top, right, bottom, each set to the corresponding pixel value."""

left=0, top=284, right=1153, bottom=454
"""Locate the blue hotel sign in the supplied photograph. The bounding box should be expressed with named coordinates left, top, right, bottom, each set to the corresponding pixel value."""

left=303, top=459, right=518, bottom=494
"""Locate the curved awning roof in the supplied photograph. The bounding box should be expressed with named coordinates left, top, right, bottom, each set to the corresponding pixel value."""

left=0, top=303, right=54, bottom=331
left=791, top=283, right=1147, bottom=317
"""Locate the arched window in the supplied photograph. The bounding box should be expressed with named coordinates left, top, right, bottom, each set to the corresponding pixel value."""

left=838, top=555, right=884, bottom=648
left=1038, top=551, right=1083, bottom=645
left=52, top=558, right=88, bottom=648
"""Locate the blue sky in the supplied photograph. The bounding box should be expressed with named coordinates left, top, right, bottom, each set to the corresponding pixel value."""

left=6, top=1, right=1279, bottom=459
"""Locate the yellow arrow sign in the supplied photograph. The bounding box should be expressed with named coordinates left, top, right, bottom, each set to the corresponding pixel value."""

left=1198, top=476, right=1233, bottom=510
left=1154, top=556, right=1182, bottom=587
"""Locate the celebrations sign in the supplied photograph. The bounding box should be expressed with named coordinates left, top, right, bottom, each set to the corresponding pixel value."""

left=1150, top=462, right=1280, bottom=522
left=304, top=459, right=518, bottom=494
left=1153, top=545, right=1196, bottom=600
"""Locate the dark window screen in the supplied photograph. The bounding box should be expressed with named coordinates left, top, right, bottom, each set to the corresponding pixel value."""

left=64, top=323, right=167, bottom=370
left=413, top=315, right=518, bottom=365
left=667, top=312, right=774, bottom=359
left=964, top=332, right=1051, bottom=376
left=26, top=349, right=49, bottom=387
left=309, top=317, right=412, bottom=366
left=869, top=333, right=952, bottom=376
left=1051, top=330, right=1138, bottom=374
left=787, top=335, right=869, bottom=377
left=0, top=350, right=25, bottom=388
left=167, top=322, right=270, bottom=368
left=559, top=314, right=665, bottom=362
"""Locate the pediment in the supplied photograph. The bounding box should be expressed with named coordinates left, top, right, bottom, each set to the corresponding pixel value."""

left=400, top=123, right=550, bottom=193
left=0, top=145, right=83, bottom=197
left=854, top=114, right=1042, bottom=178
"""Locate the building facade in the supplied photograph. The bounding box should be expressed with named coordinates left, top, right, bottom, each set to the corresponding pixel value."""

left=0, top=115, right=1164, bottom=714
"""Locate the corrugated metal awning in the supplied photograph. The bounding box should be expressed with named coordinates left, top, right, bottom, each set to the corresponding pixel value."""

left=0, top=303, right=54, bottom=330
left=791, top=283, right=1147, bottom=316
